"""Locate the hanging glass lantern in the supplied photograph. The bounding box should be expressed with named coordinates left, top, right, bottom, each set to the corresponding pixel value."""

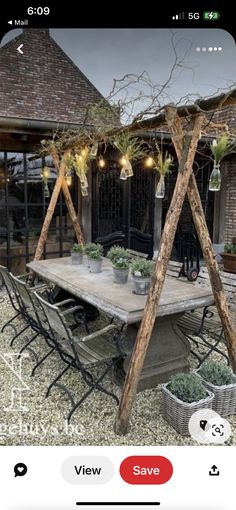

left=90, top=142, right=99, bottom=158
left=120, top=167, right=128, bottom=180
left=65, top=174, right=72, bottom=186
left=209, top=163, right=221, bottom=191
left=124, top=160, right=133, bottom=178
left=155, top=175, right=165, bottom=199
left=44, top=183, right=50, bottom=198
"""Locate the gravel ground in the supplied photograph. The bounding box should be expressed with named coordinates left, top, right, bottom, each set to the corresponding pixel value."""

left=0, top=289, right=235, bottom=446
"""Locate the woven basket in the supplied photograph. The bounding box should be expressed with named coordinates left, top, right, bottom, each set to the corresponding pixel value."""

left=196, top=371, right=236, bottom=416
left=161, top=383, right=214, bottom=436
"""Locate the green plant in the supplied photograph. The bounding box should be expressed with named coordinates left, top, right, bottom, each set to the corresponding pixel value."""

left=131, top=258, right=154, bottom=277
left=168, top=373, right=208, bottom=403
left=153, top=150, right=173, bottom=176
left=71, top=243, right=83, bottom=253
left=224, top=241, right=236, bottom=254
left=210, top=134, right=236, bottom=165
left=107, top=246, right=129, bottom=265
left=113, top=257, right=129, bottom=269
left=199, top=361, right=235, bottom=386
left=113, top=132, right=145, bottom=162
left=85, top=243, right=103, bottom=260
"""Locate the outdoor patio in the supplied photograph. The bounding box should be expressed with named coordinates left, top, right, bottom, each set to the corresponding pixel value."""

left=1, top=286, right=236, bottom=446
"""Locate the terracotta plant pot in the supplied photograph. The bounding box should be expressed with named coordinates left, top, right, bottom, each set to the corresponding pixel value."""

left=220, top=253, right=236, bottom=274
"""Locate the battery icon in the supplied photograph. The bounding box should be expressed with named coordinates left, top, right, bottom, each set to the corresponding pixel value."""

left=203, top=11, right=220, bottom=20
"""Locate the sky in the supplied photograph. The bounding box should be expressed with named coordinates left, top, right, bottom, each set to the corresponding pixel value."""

left=2, top=28, right=236, bottom=118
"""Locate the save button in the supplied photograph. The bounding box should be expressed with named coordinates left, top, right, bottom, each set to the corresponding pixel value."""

left=120, top=456, right=173, bottom=484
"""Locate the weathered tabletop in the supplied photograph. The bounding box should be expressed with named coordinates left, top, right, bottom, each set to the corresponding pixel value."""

left=27, top=257, right=214, bottom=324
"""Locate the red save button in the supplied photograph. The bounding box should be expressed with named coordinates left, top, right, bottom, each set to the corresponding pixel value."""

left=120, top=456, right=173, bottom=484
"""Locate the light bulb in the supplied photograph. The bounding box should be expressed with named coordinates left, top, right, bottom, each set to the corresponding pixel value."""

left=145, top=156, right=154, bottom=167
left=65, top=175, right=72, bottom=186
left=98, top=158, right=105, bottom=168
left=120, top=156, right=127, bottom=166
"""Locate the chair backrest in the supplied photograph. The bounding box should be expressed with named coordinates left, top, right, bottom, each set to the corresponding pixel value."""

left=195, top=266, right=236, bottom=302
left=34, top=292, right=74, bottom=357
left=10, top=273, right=33, bottom=310
left=127, top=249, right=148, bottom=260
left=166, top=260, right=183, bottom=278
left=0, top=265, right=15, bottom=293
left=0, top=265, right=21, bottom=309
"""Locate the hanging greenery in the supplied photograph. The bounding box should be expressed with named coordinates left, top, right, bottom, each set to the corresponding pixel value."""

left=146, top=149, right=173, bottom=199
left=210, top=133, right=235, bottom=165
left=113, top=132, right=145, bottom=179
left=209, top=133, right=236, bottom=192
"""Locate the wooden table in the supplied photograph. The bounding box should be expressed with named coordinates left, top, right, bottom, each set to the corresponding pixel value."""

left=28, top=257, right=214, bottom=390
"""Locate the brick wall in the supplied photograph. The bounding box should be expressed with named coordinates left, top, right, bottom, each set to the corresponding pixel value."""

left=225, top=156, right=236, bottom=243
left=0, top=29, right=105, bottom=123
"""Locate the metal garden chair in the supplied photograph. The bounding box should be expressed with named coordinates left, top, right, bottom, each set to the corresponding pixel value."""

left=9, top=274, right=87, bottom=376
left=0, top=265, right=28, bottom=335
left=34, top=292, right=123, bottom=423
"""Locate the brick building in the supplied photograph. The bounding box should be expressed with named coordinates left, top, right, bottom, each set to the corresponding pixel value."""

left=0, top=28, right=109, bottom=272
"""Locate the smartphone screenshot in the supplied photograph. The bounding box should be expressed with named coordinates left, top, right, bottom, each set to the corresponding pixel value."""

left=0, top=2, right=235, bottom=509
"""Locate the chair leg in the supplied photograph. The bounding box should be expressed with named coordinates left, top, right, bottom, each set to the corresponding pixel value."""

left=1, top=311, right=21, bottom=333
left=31, top=347, right=55, bottom=377
left=67, top=364, right=119, bottom=423
left=45, top=361, right=74, bottom=398
left=17, top=331, right=40, bottom=358
left=10, top=323, right=31, bottom=347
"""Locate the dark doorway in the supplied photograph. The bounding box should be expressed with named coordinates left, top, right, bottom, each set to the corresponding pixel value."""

left=92, top=160, right=155, bottom=257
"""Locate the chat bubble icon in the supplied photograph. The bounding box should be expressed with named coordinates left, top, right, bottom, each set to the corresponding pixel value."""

left=14, top=463, right=27, bottom=477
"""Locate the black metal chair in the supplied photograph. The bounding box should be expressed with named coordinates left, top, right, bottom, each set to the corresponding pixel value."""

left=0, top=265, right=27, bottom=335
left=34, top=292, right=123, bottom=423
left=9, top=274, right=87, bottom=376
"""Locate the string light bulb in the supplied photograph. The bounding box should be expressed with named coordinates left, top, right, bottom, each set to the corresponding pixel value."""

left=145, top=156, right=154, bottom=167
left=98, top=157, right=105, bottom=168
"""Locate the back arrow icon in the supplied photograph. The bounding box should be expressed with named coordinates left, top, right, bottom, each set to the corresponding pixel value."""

left=17, top=44, right=24, bottom=55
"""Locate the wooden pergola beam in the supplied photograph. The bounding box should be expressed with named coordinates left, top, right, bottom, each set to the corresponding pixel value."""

left=114, top=113, right=204, bottom=436
left=30, top=147, right=84, bottom=277
left=59, top=88, right=236, bottom=153
left=165, top=106, right=236, bottom=370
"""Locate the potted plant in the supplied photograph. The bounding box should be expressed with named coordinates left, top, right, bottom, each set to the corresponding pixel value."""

left=107, top=246, right=130, bottom=284
left=85, top=243, right=103, bottom=273
left=220, top=238, right=236, bottom=274
left=130, top=258, right=154, bottom=295
left=71, top=243, right=84, bottom=265
left=197, top=360, right=236, bottom=416
left=161, top=372, right=214, bottom=436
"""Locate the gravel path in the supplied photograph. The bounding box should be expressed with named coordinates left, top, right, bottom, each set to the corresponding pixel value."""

left=0, top=289, right=235, bottom=446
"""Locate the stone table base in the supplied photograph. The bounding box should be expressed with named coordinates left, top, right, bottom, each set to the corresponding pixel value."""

left=116, top=313, right=190, bottom=391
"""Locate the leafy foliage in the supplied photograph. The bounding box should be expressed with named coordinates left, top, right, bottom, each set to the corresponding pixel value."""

left=224, top=241, right=236, bottom=254
left=131, top=258, right=154, bottom=277
left=210, top=134, right=236, bottom=165
left=113, top=132, right=145, bottom=162
left=71, top=243, right=84, bottom=253
left=107, top=246, right=129, bottom=264
left=168, top=373, right=208, bottom=403
left=199, top=361, right=236, bottom=386
left=85, top=242, right=103, bottom=260
left=152, top=150, right=173, bottom=176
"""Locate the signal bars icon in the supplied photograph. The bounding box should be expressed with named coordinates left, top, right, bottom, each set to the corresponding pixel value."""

left=172, top=12, right=185, bottom=20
